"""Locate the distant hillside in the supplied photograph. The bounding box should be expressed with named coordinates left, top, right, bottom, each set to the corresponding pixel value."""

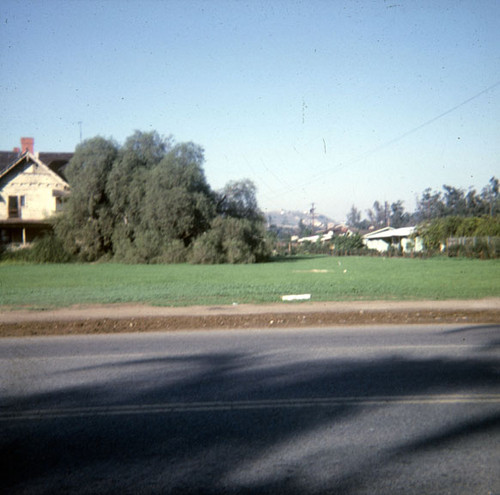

left=266, top=210, right=335, bottom=231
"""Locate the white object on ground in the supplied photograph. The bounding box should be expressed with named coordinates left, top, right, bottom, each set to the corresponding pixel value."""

left=281, top=294, right=311, bottom=302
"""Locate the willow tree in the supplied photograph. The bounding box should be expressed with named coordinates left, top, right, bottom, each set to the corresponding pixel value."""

left=55, top=131, right=268, bottom=264
left=106, top=131, right=171, bottom=261
left=190, top=179, right=270, bottom=264
left=139, top=142, right=217, bottom=260
left=54, top=136, right=118, bottom=261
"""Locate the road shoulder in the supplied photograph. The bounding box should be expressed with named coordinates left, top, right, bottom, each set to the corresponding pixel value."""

left=1, top=298, right=498, bottom=337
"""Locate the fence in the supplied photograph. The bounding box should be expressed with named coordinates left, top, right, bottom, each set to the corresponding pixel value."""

left=446, top=237, right=500, bottom=259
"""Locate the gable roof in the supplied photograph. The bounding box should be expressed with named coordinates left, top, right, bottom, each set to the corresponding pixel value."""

left=0, top=152, right=70, bottom=187
left=0, top=150, right=73, bottom=180
left=363, top=226, right=416, bottom=240
left=0, top=151, right=21, bottom=175
left=38, top=152, right=73, bottom=179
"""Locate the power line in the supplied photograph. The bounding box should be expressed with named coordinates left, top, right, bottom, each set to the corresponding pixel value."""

left=364, top=79, right=500, bottom=156
left=270, top=79, right=500, bottom=198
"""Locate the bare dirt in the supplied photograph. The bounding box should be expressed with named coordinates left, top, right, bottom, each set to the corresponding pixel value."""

left=1, top=299, right=498, bottom=337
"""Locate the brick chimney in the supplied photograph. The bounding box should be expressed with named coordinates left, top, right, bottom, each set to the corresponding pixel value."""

left=21, top=137, right=34, bottom=154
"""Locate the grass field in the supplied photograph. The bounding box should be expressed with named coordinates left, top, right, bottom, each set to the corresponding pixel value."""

left=0, top=256, right=499, bottom=309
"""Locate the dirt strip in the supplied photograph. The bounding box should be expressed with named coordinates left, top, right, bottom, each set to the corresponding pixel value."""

left=1, top=299, right=498, bottom=337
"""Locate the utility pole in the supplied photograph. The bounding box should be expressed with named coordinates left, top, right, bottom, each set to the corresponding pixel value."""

left=78, top=121, right=83, bottom=143
left=310, top=202, right=316, bottom=232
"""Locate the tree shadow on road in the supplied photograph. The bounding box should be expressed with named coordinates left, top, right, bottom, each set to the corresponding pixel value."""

left=1, top=326, right=499, bottom=494
left=441, top=323, right=500, bottom=348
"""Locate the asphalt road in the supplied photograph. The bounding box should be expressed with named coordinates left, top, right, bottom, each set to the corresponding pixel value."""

left=1, top=324, right=499, bottom=494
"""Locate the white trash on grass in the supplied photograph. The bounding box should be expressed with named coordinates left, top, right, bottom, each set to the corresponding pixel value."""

left=281, top=294, right=311, bottom=302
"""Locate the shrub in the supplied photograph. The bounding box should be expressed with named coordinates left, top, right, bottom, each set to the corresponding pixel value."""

left=0, top=234, right=74, bottom=263
left=330, top=234, right=367, bottom=256
left=29, top=234, right=74, bottom=263
left=189, top=217, right=270, bottom=264
left=152, top=240, right=190, bottom=264
left=189, top=229, right=225, bottom=264
left=420, top=215, right=500, bottom=257
left=447, top=237, right=499, bottom=259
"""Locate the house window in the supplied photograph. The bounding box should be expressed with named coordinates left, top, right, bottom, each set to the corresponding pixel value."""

left=7, top=195, right=25, bottom=218
left=8, top=196, right=19, bottom=218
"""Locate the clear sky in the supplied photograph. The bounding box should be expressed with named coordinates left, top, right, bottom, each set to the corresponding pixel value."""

left=1, top=0, right=499, bottom=221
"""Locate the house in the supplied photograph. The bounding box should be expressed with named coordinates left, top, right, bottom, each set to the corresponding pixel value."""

left=362, top=226, right=424, bottom=253
left=296, top=224, right=354, bottom=244
left=0, top=138, right=72, bottom=245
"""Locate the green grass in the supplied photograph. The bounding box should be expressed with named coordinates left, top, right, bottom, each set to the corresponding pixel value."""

left=0, top=256, right=499, bottom=309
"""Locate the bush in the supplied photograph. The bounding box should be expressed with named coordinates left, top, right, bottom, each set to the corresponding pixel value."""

left=447, top=237, right=499, bottom=259
left=189, top=229, right=225, bottom=264
left=420, top=215, right=500, bottom=252
left=29, top=234, right=74, bottom=263
left=189, top=217, right=270, bottom=264
left=330, top=234, right=367, bottom=256
left=0, top=234, right=74, bottom=263
left=420, top=215, right=500, bottom=258
left=152, top=240, right=190, bottom=264
left=0, top=246, right=31, bottom=263
left=297, top=240, right=329, bottom=255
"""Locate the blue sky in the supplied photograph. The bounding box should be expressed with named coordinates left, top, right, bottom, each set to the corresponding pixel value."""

left=1, top=0, right=499, bottom=221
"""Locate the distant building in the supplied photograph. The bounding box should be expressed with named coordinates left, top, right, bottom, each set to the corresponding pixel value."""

left=296, top=224, right=353, bottom=244
left=0, top=138, right=72, bottom=245
left=362, top=226, right=424, bottom=253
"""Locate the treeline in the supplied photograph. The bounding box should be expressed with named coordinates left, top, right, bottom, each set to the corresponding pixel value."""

left=419, top=215, right=500, bottom=257
left=51, top=131, right=270, bottom=264
left=347, top=177, right=499, bottom=229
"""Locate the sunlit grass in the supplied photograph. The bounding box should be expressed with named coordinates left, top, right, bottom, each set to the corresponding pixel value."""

left=0, top=256, right=498, bottom=309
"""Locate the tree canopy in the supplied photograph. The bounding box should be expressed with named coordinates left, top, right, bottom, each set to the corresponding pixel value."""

left=346, top=177, right=499, bottom=230
left=217, top=179, right=264, bottom=222
left=55, top=131, right=269, bottom=263
left=55, top=136, right=118, bottom=261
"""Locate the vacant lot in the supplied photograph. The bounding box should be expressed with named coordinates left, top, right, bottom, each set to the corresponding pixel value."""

left=1, top=256, right=499, bottom=309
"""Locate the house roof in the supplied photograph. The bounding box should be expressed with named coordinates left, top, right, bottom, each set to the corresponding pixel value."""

left=363, top=226, right=416, bottom=240
left=38, top=152, right=73, bottom=178
left=0, top=151, right=21, bottom=175
left=0, top=150, right=73, bottom=179
left=0, top=152, right=70, bottom=188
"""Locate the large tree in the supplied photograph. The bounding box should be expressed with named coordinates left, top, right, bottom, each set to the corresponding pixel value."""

left=54, top=131, right=269, bottom=263
left=389, top=200, right=410, bottom=228
left=415, top=188, right=445, bottom=221
left=54, top=136, right=118, bottom=261
left=217, top=179, right=264, bottom=222
left=190, top=179, right=270, bottom=264
left=106, top=131, right=170, bottom=260
left=346, top=205, right=361, bottom=228
left=481, top=177, right=499, bottom=216
left=141, top=142, right=216, bottom=249
left=442, top=185, right=467, bottom=216
left=367, top=200, right=389, bottom=228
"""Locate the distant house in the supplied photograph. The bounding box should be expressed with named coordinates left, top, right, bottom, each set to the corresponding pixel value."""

left=0, top=138, right=72, bottom=245
left=362, top=226, right=423, bottom=253
left=321, top=224, right=353, bottom=241
left=296, top=224, right=353, bottom=244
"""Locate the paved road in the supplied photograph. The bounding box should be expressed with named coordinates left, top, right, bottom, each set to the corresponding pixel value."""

left=1, top=324, right=499, bottom=494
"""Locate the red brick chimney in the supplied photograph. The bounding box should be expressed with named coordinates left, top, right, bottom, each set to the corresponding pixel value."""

left=21, top=137, right=34, bottom=154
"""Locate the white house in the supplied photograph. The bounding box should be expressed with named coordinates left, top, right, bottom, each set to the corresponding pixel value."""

left=0, top=138, right=72, bottom=245
left=297, top=224, right=353, bottom=244
left=362, top=226, right=424, bottom=253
